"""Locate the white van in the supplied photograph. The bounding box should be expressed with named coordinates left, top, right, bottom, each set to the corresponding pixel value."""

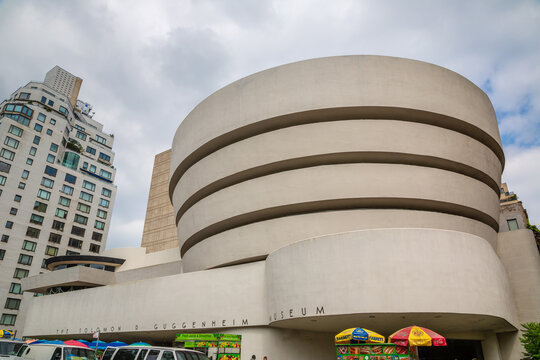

left=107, top=346, right=207, bottom=360
left=0, top=339, right=25, bottom=358
left=16, top=344, right=96, bottom=360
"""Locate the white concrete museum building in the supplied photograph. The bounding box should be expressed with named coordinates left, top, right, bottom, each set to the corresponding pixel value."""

left=20, top=56, right=540, bottom=360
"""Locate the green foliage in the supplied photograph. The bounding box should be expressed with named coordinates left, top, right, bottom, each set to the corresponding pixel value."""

left=66, top=140, right=83, bottom=154
left=527, top=224, right=540, bottom=234
left=520, top=322, right=540, bottom=360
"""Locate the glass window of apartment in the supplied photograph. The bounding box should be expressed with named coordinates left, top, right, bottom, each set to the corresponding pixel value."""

left=77, top=203, right=91, bottom=213
left=52, top=220, right=65, bottom=232
left=21, top=169, right=29, bottom=179
left=19, top=92, right=31, bottom=100
left=14, top=194, right=21, bottom=202
left=79, top=191, right=93, bottom=202
left=0, top=175, right=6, bottom=186
left=4, top=136, right=20, bottom=149
left=5, top=298, right=21, bottom=310
left=71, top=226, right=85, bottom=237
left=33, top=135, right=40, bottom=145
left=97, top=209, right=107, bottom=219
left=50, top=118, right=56, bottom=125
left=25, top=158, right=33, bottom=165
left=0, top=160, right=12, bottom=173
left=76, top=131, right=87, bottom=141
left=18, top=182, right=25, bottom=189
left=9, top=207, right=17, bottom=215
left=5, top=221, right=13, bottom=229
left=29, top=146, right=37, bottom=156
left=41, top=177, right=54, bottom=188
left=507, top=219, right=519, bottom=230
left=0, top=249, right=4, bottom=260
left=98, top=152, right=111, bottom=162
left=37, top=189, right=51, bottom=200
left=48, top=233, right=61, bottom=244
left=82, top=162, right=88, bottom=170
left=62, top=151, right=80, bottom=170
left=22, top=240, right=37, bottom=252
left=1, top=235, right=8, bottom=243
left=44, top=165, right=57, bottom=177
left=74, top=214, right=87, bottom=225
left=8, top=125, right=23, bottom=137
left=86, top=146, right=96, bottom=155
left=37, top=113, right=46, bottom=122
left=9, top=283, right=22, bottom=294
left=46, top=154, right=55, bottom=163
left=68, top=238, right=83, bottom=249
left=0, top=148, right=15, bottom=161
left=30, top=214, right=44, bottom=225
left=92, top=232, right=102, bottom=242
left=102, top=188, right=112, bottom=197
left=46, top=129, right=53, bottom=136
left=25, top=227, right=40, bottom=238
left=18, top=254, right=33, bottom=265
left=40, top=96, right=46, bottom=103
left=55, top=208, right=68, bottom=219
left=83, top=180, right=96, bottom=192
left=100, top=169, right=112, bottom=180
left=95, top=135, right=107, bottom=145
left=89, top=164, right=96, bottom=173
left=33, top=201, right=48, bottom=213
left=65, top=173, right=77, bottom=184
left=59, top=106, right=68, bottom=115
left=89, top=244, right=100, bottom=253
left=13, top=268, right=29, bottom=279
left=34, top=123, right=43, bottom=133
left=58, top=196, right=71, bottom=207
left=0, top=314, right=16, bottom=326
left=94, top=220, right=105, bottom=230
left=62, top=185, right=74, bottom=195
left=47, top=99, right=54, bottom=107
left=66, top=250, right=79, bottom=255
left=45, top=245, right=58, bottom=256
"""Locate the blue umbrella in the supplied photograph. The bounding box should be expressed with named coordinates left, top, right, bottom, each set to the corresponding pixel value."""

left=89, top=341, right=108, bottom=350
left=44, top=340, right=65, bottom=345
left=29, top=340, right=48, bottom=344
left=129, top=342, right=150, bottom=346
left=107, top=341, right=127, bottom=347
left=76, top=340, right=91, bottom=346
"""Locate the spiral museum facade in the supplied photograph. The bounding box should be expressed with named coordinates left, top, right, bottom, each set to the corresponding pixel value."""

left=21, top=56, right=540, bottom=360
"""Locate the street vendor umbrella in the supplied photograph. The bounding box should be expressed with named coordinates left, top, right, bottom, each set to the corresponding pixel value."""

left=335, top=328, right=385, bottom=344
left=64, top=340, right=89, bottom=348
left=389, top=325, right=447, bottom=347
left=129, top=342, right=151, bottom=346
left=76, top=340, right=91, bottom=346
left=0, top=329, right=14, bottom=338
left=44, top=340, right=65, bottom=345
left=89, top=341, right=108, bottom=350
left=107, top=341, right=128, bottom=347
left=27, top=339, right=46, bottom=344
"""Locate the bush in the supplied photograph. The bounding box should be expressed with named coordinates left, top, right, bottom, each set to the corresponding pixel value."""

left=520, top=322, right=540, bottom=360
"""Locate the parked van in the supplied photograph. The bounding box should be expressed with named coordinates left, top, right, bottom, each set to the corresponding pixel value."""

left=16, top=344, right=95, bottom=360
left=0, top=339, right=24, bottom=357
left=108, top=346, right=207, bottom=360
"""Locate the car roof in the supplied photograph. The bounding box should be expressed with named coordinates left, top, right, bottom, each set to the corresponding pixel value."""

left=29, top=344, right=95, bottom=349
left=115, top=346, right=201, bottom=353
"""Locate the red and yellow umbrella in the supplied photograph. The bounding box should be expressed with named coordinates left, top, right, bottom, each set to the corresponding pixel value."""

left=389, top=325, right=447, bottom=347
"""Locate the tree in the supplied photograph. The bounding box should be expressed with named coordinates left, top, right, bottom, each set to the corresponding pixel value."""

left=520, top=322, right=540, bottom=360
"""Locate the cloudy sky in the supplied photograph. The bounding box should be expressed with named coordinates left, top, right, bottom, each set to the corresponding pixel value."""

left=0, top=0, right=539, bottom=249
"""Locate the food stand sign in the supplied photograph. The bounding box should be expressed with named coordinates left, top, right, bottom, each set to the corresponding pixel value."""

left=336, top=343, right=411, bottom=360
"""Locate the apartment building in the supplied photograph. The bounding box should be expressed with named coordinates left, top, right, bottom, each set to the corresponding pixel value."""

left=0, top=67, right=117, bottom=333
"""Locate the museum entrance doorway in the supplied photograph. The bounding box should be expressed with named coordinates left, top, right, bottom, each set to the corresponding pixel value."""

left=418, top=339, right=483, bottom=360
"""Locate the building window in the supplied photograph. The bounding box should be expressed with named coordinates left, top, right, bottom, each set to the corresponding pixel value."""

left=14, top=195, right=21, bottom=202
left=33, top=201, right=48, bottom=213
left=40, top=96, right=46, bottom=103
left=22, top=240, right=37, bottom=252
left=0, top=148, right=15, bottom=161
left=92, top=232, right=103, bottom=242
left=18, top=253, right=33, bottom=265
left=55, top=208, right=68, bottom=219
left=46, top=129, right=53, bottom=136
left=66, top=250, right=80, bottom=256
left=74, top=214, right=88, bottom=225
left=507, top=219, right=519, bottom=231
left=98, top=198, right=110, bottom=208
left=99, top=169, right=112, bottom=180
left=89, top=244, right=100, bottom=253
left=71, top=226, right=85, bottom=237
left=61, top=185, right=74, bottom=195
left=34, top=123, right=43, bottom=133
left=52, top=220, right=65, bottom=232
left=13, top=268, right=29, bottom=279
left=79, top=191, right=93, bottom=202
left=0, top=160, right=12, bottom=173
left=62, top=151, right=80, bottom=170
left=101, top=188, right=112, bottom=197
left=1, top=235, right=8, bottom=243
left=76, top=131, right=87, bottom=141
left=48, top=233, right=61, bottom=244
left=8, top=125, right=23, bottom=137
left=44, top=165, right=57, bottom=177
left=33, top=135, right=41, bottom=145
left=94, top=220, right=105, bottom=230
left=9, top=207, right=17, bottom=215
left=18, top=182, right=25, bottom=189
left=46, top=154, right=55, bottom=163
left=26, top=158, right=33, bottom=165
left=25, top=227, right=40, bottom=238
left=41, top=177, right=54, bottom=188
left=64, top=173, right=76, bottom=184
left=21, top=169, right=29, bottom=179
left=30, top=214, right=44, bottom=225
left=86, top=146, right=96, bottom=155
left=77, top=203, right=91, bottom=213
left=59, top=106, right=68, bottom=115
left=45, top=245, right=58, bottom=256
left=37, top=113, right=46, bottom=122
left=50, top=118, right=56, bottom=125
left=4, top=136, right=20, bottom=149
left=95, top=135, right=107, bottom=145
left=97, top=209, right=107, bottom=219
left=58, top=196, right=71, bottom=207
left=50, top=143, right=58, bottom=153
left=0, top=175, right=6, bottom=186
left=0, top=249, right=5, bottom=260
left=4, top=298, right=21, bottom=310
left=19, top=92, right=31, bottom=100
left=98, top=152, right=111, bottom=162
left=9, top=283, right=22, bottom=294
left=37, top=189, right=51, bottom=200
left=68, top=238, right=83, bottom=249
left=89, top=164, right=96, bottom=173
left=5, top=221, right=13, bottom=229
left=83, top=180, right=96, bottom=192
left=0, top=314, right=16, bottom=326
left=48, top=99, right=54, bottom=107
left=29, top=146, right=37, bottom=156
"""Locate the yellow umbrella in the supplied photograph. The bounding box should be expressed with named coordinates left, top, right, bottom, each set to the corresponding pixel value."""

left=0, top=329, right=14, bottom=338
left=335, top=328, right=385, bottom=344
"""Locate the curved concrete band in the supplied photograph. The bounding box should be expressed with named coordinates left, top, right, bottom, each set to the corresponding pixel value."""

left=170, top=55, right=505, bottom=271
